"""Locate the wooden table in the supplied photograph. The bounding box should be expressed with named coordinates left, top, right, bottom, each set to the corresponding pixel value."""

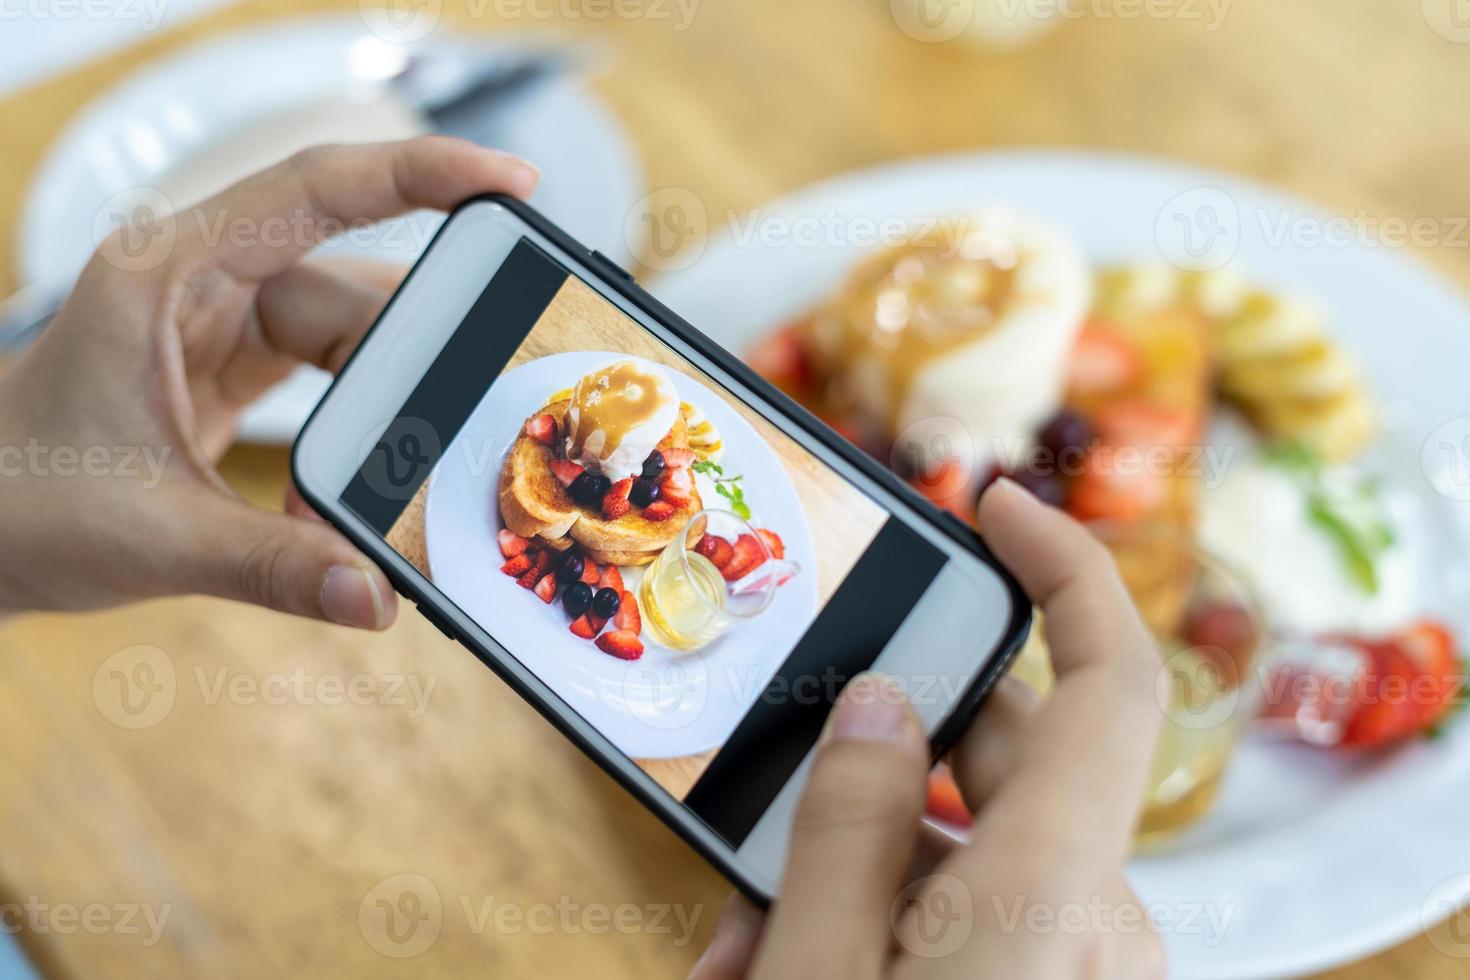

left=2, top=1, right=1467, bottom=976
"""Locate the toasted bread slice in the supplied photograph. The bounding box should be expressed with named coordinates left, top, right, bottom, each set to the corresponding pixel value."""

left=498, top=401, right=703, bottom=557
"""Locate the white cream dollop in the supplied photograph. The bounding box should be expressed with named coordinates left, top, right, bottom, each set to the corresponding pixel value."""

left=563, top=359, right=679, bottom=482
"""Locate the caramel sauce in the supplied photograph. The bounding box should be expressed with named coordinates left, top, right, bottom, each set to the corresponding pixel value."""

left=566, top=361, right=669, bottom=460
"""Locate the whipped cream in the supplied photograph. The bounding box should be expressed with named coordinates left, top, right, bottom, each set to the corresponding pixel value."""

left=563, top=359, right=679, bottom=482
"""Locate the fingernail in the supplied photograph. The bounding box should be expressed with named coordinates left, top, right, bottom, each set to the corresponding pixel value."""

left=503, top=156, right=541, bottom=198
left=321, top=564, right=386, bottom=629
left=824, top=673, right=909, bottom=742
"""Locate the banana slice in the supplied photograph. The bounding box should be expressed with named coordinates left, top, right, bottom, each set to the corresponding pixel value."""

left=1220, top=339, right=1359, bottom=402
left=544, top=387, right=573, bottom=407
left=1216, top=292, right=1326, bottom=361
left=1251, top=389, right=1375, bottom=462
left=681, top=401, right=724, bottom=462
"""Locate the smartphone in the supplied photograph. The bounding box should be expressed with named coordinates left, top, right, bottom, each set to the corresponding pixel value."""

left=292, top=195, right=1031, bottom=902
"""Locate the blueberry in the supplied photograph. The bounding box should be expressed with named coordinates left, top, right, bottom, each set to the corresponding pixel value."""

left=641, top=451, right=666, bottom=480
left=556, top=550, right=585, bottom=583
left=563, top=582, right=593, bottom=619
left=1039, top=410, right=1094, bottom=461
left=591, top=587, right=621, bottom=619
left=629, top=478, right=661, bottom=508
left=570, top=472, right=611, bottom=505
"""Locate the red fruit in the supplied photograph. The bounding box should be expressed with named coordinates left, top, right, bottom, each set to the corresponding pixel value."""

left=721, top=534, right=767, bottom=581
left=755, top=528, right=785, bottom=560
left=1341, top=643, right=1423, bottom=748
left=497, top=529, right=530, bottom=558
left=569, top=614, right=600, bottom=640
left=1067, top=324, right=1142, bottom=396
left=550, top=459, right=585, bottom=488
left=660, top=448, right=697, bottom=469
left=598, top=565, right=625, bottom=593
left=596, top=629, right=645, bottom=661
left=925, top=765, right=972, bottom=829
left=1394, top=621, right=1461, bottom=727
left=533, top=574, right=558, bottom=604
left=643, top=500, right=677, bottom=521
left=1094, top=399, right=1200, bottom=454
left=524, top=413, right=557, bottom=446
left=516, top=548, right=553, bottom=589
left=746, top=322, right=813, bottom=394
left=1183, top=602, right=1258, bottom=678
left=602, top=477, right=634, bottom=520
left=661, top=467, right=693, bottom=492
left=660, top=486, right=694, bottom=509
left=500, top=554, right=532, bottom=577
left=1067, top=448, right=1166, bottom=524
left=580, top=558, right=601, bottom=586
left=696, top=534, right=735, bottom=570
left=614, top=592, right=641, bottom=633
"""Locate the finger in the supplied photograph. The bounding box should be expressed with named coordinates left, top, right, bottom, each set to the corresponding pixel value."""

left=948, top=674, right=1041, bottom=812
left=254, top=258, right=407, bottom=372
left=955, top=479, right=1162, bottom=885
left=178, top=493, right=398, bottom=630
left=753, top=674, right=930, bottom=977
left=688, top=893, right=764, bottom=980
left=283, top=482, right=325, bottom=522
left=177, top=137, right=539, bottom=282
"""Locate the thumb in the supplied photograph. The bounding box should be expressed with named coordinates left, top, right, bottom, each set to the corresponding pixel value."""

left=753, top=673, right=930, bottom=978
left=181, top=496, right=398, bottom=629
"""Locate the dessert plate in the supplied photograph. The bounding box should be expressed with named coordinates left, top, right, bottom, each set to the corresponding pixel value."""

left=423, top=351, right=819, bottom=761
left=650, top=150, right=1470, bottom=979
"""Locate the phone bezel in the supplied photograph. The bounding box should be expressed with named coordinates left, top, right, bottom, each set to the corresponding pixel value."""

left=291, top=194, right=1032, bottom=904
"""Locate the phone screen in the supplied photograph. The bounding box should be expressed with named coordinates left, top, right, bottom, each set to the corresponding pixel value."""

left=340, top=238, right=949, bottom=847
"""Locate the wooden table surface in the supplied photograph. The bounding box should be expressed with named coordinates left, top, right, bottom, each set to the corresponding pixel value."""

left=2, top=1, right=1468, bottom=976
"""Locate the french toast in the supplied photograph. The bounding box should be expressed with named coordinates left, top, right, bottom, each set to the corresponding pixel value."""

left=498, top=399, right=702, bottom=564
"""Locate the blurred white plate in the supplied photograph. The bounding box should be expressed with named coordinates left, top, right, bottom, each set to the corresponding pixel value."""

left=20, top=16, right=642, bottom=443
left=422, top=351, right=819, bottom=761
left=651, top=150, right=1470, bottom=979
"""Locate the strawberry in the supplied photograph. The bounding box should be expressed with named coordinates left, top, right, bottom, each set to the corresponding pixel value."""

left=1183, top=602, right=1258, bottom=678
left=660, top=486, right=694, bottom=509
left=696, top=533, right=736, bottom=570
left=1067, top=447, right=1166, bottom=524
left=660, top=448, right=697, bottom=469
left=721, top=534, right=767, bottom=582
left=524, top=413, right=557, bottom=446
left=497, top=529, right=530, bottom=558
left=661, top=467, right=693, bottom=492
left=569, top=614, right=601, bottom=640
left=596, top=629, right=645, bottom=661
left=602, top=477, right=634, bottom=520
left=500, top=554, right=532, bottom=577
left=550, top=459, right=585, bottom=488
left=580, top=558, right=601, bottom=586
left=755, top=528, right=785, bottom=560
left=613, top=592, right=641, bottom=633
left=516, top=548, right=553, bottom=589
left=598, top=565, right=625, bottom=593
left=1067, top=324, right=1142, bottom=397
left=1094, top=399, right=1200, bottom=454
left=533, top=574, right=558, bottom=604
left=643, top=500, right=677, bottom=521
left=1341, top=642, right=1423, bottom=748
left=925, top=765, right=972, bottom=829
left=1394, top=621, right=1461, bottom=728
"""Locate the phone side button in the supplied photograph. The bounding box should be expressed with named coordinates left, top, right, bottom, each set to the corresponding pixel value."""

left=415, top=604, right=458, bottom=642
left=590, top=250, right=635, bottom=282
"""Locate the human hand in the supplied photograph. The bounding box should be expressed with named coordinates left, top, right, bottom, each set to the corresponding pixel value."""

left=0, top=138, right=538, bottom=627
left=691, top=477, right=1167, bottom=979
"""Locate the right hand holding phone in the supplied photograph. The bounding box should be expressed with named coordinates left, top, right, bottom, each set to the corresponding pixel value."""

left=692, top=478, right=1167, bottom=980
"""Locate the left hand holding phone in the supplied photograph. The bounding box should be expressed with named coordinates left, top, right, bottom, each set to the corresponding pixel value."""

left=0, top=138, right=538, bottom=626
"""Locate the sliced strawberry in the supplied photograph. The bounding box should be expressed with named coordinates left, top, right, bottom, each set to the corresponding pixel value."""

left=598, top=565, right=625, bottom=593
left=694, top=533, right=725, bottom=558
left=660, top=486, right=694, bottom=509
left=613, top=591, right=641, bottom=633
left=925, top=764, right=972, bottom=829
left=569, top=614, right=600, bottom=640
left=643, top=500, right=677, bottom=522
left=596, top=629, right=645, bottom=661
left=755, top=528, right=785, bottom=560
left=602, top=477, right=634, bottom=520
left=1067, top=323, right=1142, bottom=397
left=1094, top=399, right=1200, bottom=454
left=661, top=467, right=693, bottom=492
left=1067, top=448, right=1166, bottom=524
left=533, top=574, right=558, bottom=604
left=497, top=529, right=530, bottom=558
left=695, top=533, right=736, bottom=570
left=660, top=448, right=697, bottom=469
left=580, top=558, right=601, bottom=586
left=721, top=534, right=767, bottom=581
left=1394, top=621, right=1461, bottom=727
left=550, top=459, right=585, bottom=488
left=516, top=548, right=554, bottom=589
left=524, top=413, right=557, bottom=446
left=500, top=554, right=532, bottom=577
left=1341, top=643, right=1422, bottom=748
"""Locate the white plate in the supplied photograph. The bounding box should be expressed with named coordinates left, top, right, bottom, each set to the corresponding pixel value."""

left=422, top=351, right=819, bottom=761
left=19, top=16, right=642, bottom=443
left=650, top=150, right=1470, bottom=979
